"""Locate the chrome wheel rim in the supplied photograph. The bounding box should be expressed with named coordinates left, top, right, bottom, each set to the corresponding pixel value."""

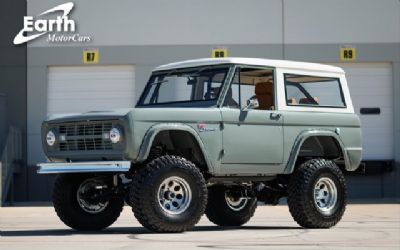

left=158, top=176, right=192, bottom=215
left=313, top=177, right=338, bottom=215
left=76, top=178, right=109, bottom=214
left=225, top=192, right=248, bottom=211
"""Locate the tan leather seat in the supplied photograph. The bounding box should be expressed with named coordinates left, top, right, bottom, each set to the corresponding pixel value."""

left=255, top=82, right=273, bottom=110
left=287, top=98, right=298, bottom=105
left=299, top=97, right=320, bottom=105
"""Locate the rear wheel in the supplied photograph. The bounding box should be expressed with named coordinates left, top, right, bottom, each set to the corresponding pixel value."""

left=53, top=174, right=124, bottom=230
left=130, top=155, right=207, bottom=233
left=287, top=158, right=347, bottom=228
left=205, top=186, right=257, bottom=226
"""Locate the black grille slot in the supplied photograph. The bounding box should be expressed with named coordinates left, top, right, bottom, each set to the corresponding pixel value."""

left=56, top=121, right=115, bottom=151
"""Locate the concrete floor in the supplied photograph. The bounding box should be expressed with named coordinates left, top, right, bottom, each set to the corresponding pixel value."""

left=0, top=204, right=399, bottom=250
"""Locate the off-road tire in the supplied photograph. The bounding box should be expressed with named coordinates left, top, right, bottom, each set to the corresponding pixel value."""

left=205, top=186, right=257, bottom=226
left=53, top=174, right=124, bottom=231
left=130, top=155, right=207, bottom=233
left=287, top=158, right=347, bottom=228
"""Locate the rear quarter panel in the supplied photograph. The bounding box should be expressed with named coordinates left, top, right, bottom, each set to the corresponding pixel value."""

left=282, top=111, right=362, bottom=172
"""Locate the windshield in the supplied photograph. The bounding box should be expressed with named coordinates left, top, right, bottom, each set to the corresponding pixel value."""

left=137, top=65, right=230, bottom=107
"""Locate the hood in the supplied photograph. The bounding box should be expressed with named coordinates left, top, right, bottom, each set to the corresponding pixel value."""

left=45, top=108, right=134, bottom=123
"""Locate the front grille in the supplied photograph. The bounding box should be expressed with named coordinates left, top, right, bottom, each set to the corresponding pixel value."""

left=56, top=121, right=114, bottom=151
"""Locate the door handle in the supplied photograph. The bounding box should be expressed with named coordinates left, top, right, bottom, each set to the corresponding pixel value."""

left=270, top=113, right=281, bottom=120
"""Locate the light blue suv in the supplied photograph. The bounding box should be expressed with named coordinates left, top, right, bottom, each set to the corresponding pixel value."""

left=38, top=58, right=362, bottom=233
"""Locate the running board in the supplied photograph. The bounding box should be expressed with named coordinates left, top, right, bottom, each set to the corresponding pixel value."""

left=37, top=161, right=131, bottom=174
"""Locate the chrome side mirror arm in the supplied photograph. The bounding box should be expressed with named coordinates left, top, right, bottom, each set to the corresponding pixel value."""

left=242, top=97, right=259, bottom=111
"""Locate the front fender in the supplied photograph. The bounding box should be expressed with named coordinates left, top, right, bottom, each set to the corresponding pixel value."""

left=136, top=123, right=215, bottom=173
left=284, top=129, right=362, bottom=173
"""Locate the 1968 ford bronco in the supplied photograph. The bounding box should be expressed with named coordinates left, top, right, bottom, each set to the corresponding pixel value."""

left=38, top=58, right=362, bottom=233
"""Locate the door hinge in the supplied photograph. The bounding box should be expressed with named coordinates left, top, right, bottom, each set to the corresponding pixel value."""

left=219, top=121, right=224, bottom=130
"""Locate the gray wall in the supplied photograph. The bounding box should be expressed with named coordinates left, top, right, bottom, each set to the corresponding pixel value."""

left=0, top=0, right=28, bottom=201
left=27, top=0, right=400, bottom=47
left=23, top=0, right=400, bottom=200
left=0, top=95, right=6, bottom=149
left=28, top=0, right=284, bottom=47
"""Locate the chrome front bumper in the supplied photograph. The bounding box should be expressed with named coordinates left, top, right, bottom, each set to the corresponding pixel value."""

left=37, top=161, right=131, bottom=174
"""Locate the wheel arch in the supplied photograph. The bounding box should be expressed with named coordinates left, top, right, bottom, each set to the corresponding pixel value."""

left=136, top=123, right=214, bottom=174
left=284, top=129, right=353, bottom=174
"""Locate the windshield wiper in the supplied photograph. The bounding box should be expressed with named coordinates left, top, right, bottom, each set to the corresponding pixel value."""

left=150, top=68, right=180, bottom=85
left=181, top=66, right=211, bottom=77
left=150, top=79, right=168, bottom=85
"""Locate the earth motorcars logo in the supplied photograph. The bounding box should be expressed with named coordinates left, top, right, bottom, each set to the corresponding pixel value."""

left=13, top=2, right=91, bottom=44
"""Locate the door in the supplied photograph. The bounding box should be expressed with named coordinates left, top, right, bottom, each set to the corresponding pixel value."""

left=220, top=66, right=283, bottom=174
left=47, top=65, right=135, bottom=116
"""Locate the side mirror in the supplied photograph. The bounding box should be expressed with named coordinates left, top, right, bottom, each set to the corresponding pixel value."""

left=243, top=98, right=259, bottom=110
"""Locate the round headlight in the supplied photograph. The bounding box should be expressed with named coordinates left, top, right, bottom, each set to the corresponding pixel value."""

left=109, top=128, right=121, bottom=144
left=46, top=130, right=56, bottom=146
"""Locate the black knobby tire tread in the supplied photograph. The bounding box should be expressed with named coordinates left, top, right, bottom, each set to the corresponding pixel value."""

left=287, top=158, right=347, bottom=228
left=130, top=155, right=207, bottom=233
left=53, top=174, right=124, bottom=231
left=205, top=186, right=257, bottom=227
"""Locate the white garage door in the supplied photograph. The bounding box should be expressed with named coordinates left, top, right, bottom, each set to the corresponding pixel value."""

left=47, top=65, right=135, bottom=116
left=332, top=63, right=393, bottom=160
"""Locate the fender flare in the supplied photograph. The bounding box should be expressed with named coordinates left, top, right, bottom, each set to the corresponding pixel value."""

left=136, top=123, right=215, bottom=173
left=284, top=129, right=354, bottom=174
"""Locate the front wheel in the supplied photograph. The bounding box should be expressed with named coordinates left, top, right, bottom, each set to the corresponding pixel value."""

left=205, top=186, right=257, bottom=226
left=53, top=174, right=124, bottom=230
left=287, top=158, right=347, bottom=228
left=130, top=155, right=207, bottom=233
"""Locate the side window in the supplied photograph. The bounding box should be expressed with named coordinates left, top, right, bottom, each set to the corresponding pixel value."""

left=225, top=67, right=275, bottom=110
left=227, top=81, right=240, bottom=108
left=284, top=74, right=346, bottom=107
left=202, top=71, right=226, bottom=100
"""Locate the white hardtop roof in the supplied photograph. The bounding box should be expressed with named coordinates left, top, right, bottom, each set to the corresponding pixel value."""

left=154, top=57, right=344, bottom=73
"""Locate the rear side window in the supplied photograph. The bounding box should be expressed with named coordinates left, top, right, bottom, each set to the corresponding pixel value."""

left=284, top=74, right=346, bottom=108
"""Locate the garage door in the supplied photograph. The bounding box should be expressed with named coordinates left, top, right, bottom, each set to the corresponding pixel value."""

left=332, top=63, right=393, bottom=160
left=47, top=65, right=135, bottom=115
